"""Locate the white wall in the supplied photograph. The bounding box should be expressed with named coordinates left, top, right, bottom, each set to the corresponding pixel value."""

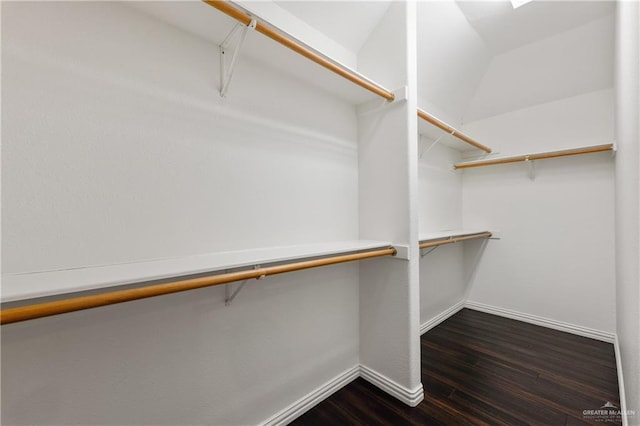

left=415, top=0, right=487, bottom=326
left=1, top=2, right=362, bottom=424
left=462, top=90, right=616, bottom=334
left=615, top=0, right=640, bottom=417
left=2, top=2, right=359, bottom=274
left=418, top=144, right=462, bottom=234
left=417, top=143, right=468, bottom=324
left=419, top=242, right=466, bottom=324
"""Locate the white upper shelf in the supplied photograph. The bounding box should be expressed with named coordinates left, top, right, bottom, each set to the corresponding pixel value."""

left=454, top=143, right=615, bottom=170
left=417, top=109, right=492, bottom=153
left=2, top=240, right=392, bottom=303
left=126, top=1, right=391, bottom=105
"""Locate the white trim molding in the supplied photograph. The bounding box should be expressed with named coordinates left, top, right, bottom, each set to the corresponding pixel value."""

left=262, top=364, right=424, bottom=425
left=262, top=365, right=360, bottom=426
left=464, top=300, right=616, bottom=343
left=359, top=365, right=424, bottom=407
left=420, top=300, right=465, bottom=335
left=614, top=336, right=629, bottom=426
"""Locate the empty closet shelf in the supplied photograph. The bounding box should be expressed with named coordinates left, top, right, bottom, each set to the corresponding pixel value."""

left=1, top=241, right=396, bottom=324
left=417, top=109, right=492, bottom=153
left=203, top=0, right=394, bottom=101
left=419, top=230, right=492, bottom=249
left=454, top=144, right=614, bottom=170
left=2, top=241, right=394, bottom=304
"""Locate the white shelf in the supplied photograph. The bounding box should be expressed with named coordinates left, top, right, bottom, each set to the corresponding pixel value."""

left=1, top=240, right=392, bottom=303
left=417, top=115, right=491, bottom=153
left=419, top=229, right=492, bottom=243
left=418, top=119, right=467, bottom=152
left=126, top=2, right=389, bottom=105
left=454, top=143, right=615, bottom=170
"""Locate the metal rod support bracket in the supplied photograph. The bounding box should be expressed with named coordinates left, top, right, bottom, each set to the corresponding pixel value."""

left=419, top=131, right=451, bottom=159
left=420, top=245, right=440, bottom=258
left=225, top=280, right=247, bottom=306
left=219, top=19, right=257, bottom=98
left=225, top=264, right=261, bottom=306
left=525, top=156, right=536, bottom=180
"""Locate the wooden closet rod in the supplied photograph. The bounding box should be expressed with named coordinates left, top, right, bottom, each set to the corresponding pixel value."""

left=454, top=144, right=614, bottom=170
left=419, top=232, right=492, bottom=249
left=203, top=0, right=395, bottom=101
left=417, top=109, right=492, bottom=153
left=0, top=247, right=396, bottom=325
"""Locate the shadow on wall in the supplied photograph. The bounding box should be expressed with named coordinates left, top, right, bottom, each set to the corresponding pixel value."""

left=419, top=239, right=490, bottom=323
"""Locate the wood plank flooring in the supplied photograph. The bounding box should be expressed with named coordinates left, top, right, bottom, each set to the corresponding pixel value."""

left=292, top=309, right=621, bottom=425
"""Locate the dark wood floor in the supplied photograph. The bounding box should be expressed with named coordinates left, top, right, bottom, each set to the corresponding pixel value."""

left=292, top=309, right=621, bottom=425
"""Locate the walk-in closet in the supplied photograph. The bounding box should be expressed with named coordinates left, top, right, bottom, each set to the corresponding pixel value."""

left=2, top=1, right=638, bottom=425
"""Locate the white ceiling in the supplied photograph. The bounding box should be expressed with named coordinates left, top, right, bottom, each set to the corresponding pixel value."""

left=455, top=0, right=615, bottom=55
left=464, top=13, right=615, bottom=122
left=274, top=1, right=391, bottom=54
left=416, top=1, right=493, bottom=126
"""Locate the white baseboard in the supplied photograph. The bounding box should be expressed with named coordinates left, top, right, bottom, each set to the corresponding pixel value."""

left=262, top=363, right=424, bottom=425
left=420, top=300, right=465, bottom=335
left=464, top=300, right=616, bottom=343
left=614, top=336, right=629, bottom=426
left=359, top=364, right=424, bottom=407
left=266, top=301, right=621, bottom=425
left=262, top=365, right=360, bottom=426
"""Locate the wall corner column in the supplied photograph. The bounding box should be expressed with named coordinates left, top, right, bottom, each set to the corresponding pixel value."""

left=356, top=0, right=422, bottom=406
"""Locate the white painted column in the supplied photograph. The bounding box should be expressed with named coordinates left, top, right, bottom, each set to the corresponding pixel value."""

left=615, top=0, right=640, bottom=420
left=356, top=1, right=422, bottom=406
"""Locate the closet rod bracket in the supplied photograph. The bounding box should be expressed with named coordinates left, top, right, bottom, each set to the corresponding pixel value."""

left=420, top=245, right=440, bottom=258
left=525, top=156, right=536, bottom=180
left=219, top=18, right=257, bottom=98
left=225, top=264, right=263, bottom=306
left=419, top=130, right=455, bottom=159
left=392, top=244, right=410, bottom=260
left=225, top=280, right=247, bottom=306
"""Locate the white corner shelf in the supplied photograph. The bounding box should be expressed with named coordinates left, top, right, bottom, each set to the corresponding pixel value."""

left=419, top=229, right=493, bottom=244
left=418, top=119, right=467, bottom=152
left=1, top=240, right=392, bottom=303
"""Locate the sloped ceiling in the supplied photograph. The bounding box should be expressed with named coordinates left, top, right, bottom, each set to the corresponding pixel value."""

left=416, top=1, right=492, bottom=126
left=417, top=0, right=615, bottom=125
left=465, top=13, right=614, bottom=123
left=456, top=0, right=614, bottom=55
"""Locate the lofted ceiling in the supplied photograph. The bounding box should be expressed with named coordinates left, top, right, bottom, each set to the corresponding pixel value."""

left=464, top=12, right=615, bottom=123
left=458, top=0, right=616, bottom=123
left=418, top=0, right=616, bottom=126
left=455, top=0, right=615, bottom=55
